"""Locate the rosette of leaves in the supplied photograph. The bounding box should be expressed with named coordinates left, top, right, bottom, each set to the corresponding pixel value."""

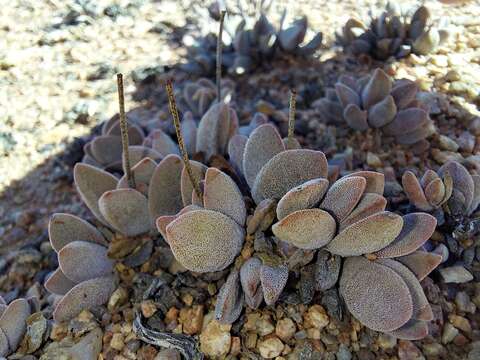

left=182, top=12, right=323, bottom=75
left=340, top=4, right=449, bottom=60
left=403, top=161, right=480, bottom=229
left=315, top=68, right=435, bottom=146
left=0, top=296, right=33, bottom=357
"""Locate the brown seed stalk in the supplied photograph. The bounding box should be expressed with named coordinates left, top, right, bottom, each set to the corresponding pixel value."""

left=116, top=73, right=136, bottom=189
left=165, top=79, right=203, bottom=200
left=287, top=89, right=297, bottom=149
left=216, top=10, right=226, bottom=103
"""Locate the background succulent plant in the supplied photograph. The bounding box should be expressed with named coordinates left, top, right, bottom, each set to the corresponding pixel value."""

left=0, top=296, right=34, bottom=357
left=314, top=68, right=436, bottom=147
left=340, top=3, right=449, bottom=60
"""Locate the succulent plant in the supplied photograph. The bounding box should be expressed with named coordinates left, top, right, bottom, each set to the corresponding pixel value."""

left=403, top=161, right=480, bottom=218
left=314, top=68, right=435, bottom=146
left=340, top=4, right=449, bottom=60
left=0, top=296, right=34, bottom=357
left=182, top=11, right=323, bottom=76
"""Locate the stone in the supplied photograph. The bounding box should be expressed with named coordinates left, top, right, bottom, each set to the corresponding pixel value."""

left=422, top=343, right=445, bottom=357
left=179, top=305, right=204, bottom=335
left=439, top=266, right=473, bottom=283
left=141, top=300, right=158, bottom=318
left=304, top=305, right=329, bottom=330
left=455, top=291, right=476, bottom=314
left=275, top=318, right=296, bottom=342
left=398, top=340, right=425, bottom=360
left=108, top=287, right=128, bottom=312
left=337, top=344, right=352, bottom=360
left=449, top=315, right=472, bottom=333
left=377, top=333, right=397, bottom=349
left=258, top=336, right=284, bottom=359
left=199, top=319, right=231, bottom=357
left=110, top=332, right=125, bottom=351
left=442, top=323, right=459, bottom=344
left=154, top=349, right=181, bottom=360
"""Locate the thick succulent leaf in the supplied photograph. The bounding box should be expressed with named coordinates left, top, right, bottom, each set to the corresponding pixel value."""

left=181, top=160, right=207, bottom=206
left=326, top=211, right=403, bottom=256
left=58, top=241, right=114, bottom=283
left=156, top=205, right=203, bottom=240
left=196, top=103, right=238, bottom=159
left=320, top=176, right=366, bottom=222
left=272, top=209, right=336, bottom=250
left=148, top=155, right=184, bottom=220
left=260, top=264, right=289, bottom=306
left=402, top=171, right=432, bottom=211
left=378, top=259, right=432, bottom=321
left=240, top=257, right=263, bottom=309
left=375, top=213, right=436, bottom=258
left=91, top=135, right=122, bottom=165
left=424, top=178, right=445, bottom=207
left=45, top=268, right=76, bottom=296
left=106, top=121, right=144, bottom=145
left=315, top=98, right=344, bottom=123
left=117, top=157, right=157, bottom=195
left=335, top=83, right=360, bottom=108
left=278, top=17, right=307, bottom=51
left=438, top=161, right=474, bottom=213
left=181, top=112, right=197, bottom=155
left=204, top=168, right=246, bottom=225
left=0, top=327, right=9, bottom=357
left=228, top=134, right=247, bottom=176
left=344, top=104, right=369, bottom=131
left=252, top=149, right=328, bottom=204
left=0, top=297, right=5, bottom=305
left=397, top=251, right=442, bottom=281
left=345, top=171, right=384, bottom=195
left=413, top=29, right=440, bottom=55
left=74, top=163, right=118, bottom=224
left=387, top=319, right=429, bottom=340
left=361, top=69, right=392, bottom=109
left=149, top=129, right=180, bottom=157
left=99, top=189, right=151, bottom=236
left=395, top=122, right=435, bottom=145
left=276, top=178, right=329, bottom=220
left=468, top=175, right=480, bottom=215
left=122, top=146, right=162, bottom=169
left=420, top=169, right=439, bottom=188
left=53, top=276, right=117, bottom=323
left=82, top=154, right=101, bottom=168
left=299, top=32, right=323, bottom=55
left=215, top=270, right=244, bottom=324
left=166, top=210, right=244, bottom=273
left=382, top=108, right=428, bottom=136
left=0, top=298, right=30, bottom=352
left=368, top=95, right=397, bottom=128
left=340, top=193, right=387, bottom=230
left=49, top=213, right=107, bottom=252
left=242, top=124, right=284, bottom=188
left=391, top=81, right=418, bottom=109
left=340, top=256, right=413, bottom=332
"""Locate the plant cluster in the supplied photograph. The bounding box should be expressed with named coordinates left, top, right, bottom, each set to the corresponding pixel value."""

left=0, top=296, right=34, bottom=356
left=314, top=68, right=435, bottom=147
left=339, top=3, right=449, bottom=60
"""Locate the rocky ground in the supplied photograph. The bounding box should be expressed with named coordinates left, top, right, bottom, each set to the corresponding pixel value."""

left=1, top=0, right=480, bottom=359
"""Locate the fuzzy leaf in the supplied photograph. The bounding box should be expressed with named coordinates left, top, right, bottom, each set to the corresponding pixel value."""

left=99, top=189, right=151, bottom=236
left=438, top=161, right=474, bottom=214
left=74, top=163, right=118, bottom=224
left=215, top=270, right=244, bottom=324
left=361, top=69, right=392, bottom=109
left=240, top=257, right=263, bottom=309
left=424, top=178, right=445, bottom=207
left=204, top=168, right=246, bottom=225
left=0, top=327, right=9, bottom=357
left=58, top=241, right=114, bottom=283
left=252, top=149, right=328, bottom=204
left=272, top=209, right=336, bottom=250
left=395, top=122, right=434, bottom=145
left=228, top=134, right=248, bottom=176
left=0, top=299, right=30, bottom=353
left=243, top=124, right=284, bottom=188
left=345, top=171, right=385, bottom=195
left=368, top=95, right=397, bottom=128
left=340, top=256, right=413, bottom=332
left=420, top=169, right=440, bottom=188
left=166, top=210, right=244, bottom=273
left=149, top=129, right=180, bottom=157
left=49, top=213, right=107, bottom=252
left=106, top=121, right=144, bottom=145
left=468, top=175, right=480, bottom=215
left=276, top=178, right=329, bottom=220
left=402, top=171, right=432, bottom=211
left=45, top=268, right=76, bottom=296
left=320, top=176, right=366, bottom=222
left=397, top=251, right=442, bottom=281
left=260, top=264, right=289, bottom=306
left=278, top=17, right=307, bottom=51
left=117, top=157, right=157, bottom=195
left=53, top=276, right=117, bottom=323
left=375, top=213, right=436, bottom=258
left=387, top=319, right=429, bottom=340
left=378, top=259, right=432, bottom=321
left=181, top=160, right=207, bottom=207
left=123, top=146, right=162, bottom=169
left=181, top=112, right=198, bottom=155
left=326, top=211, right=403, bottom=256
left=335, top=83, right=360, bottom=108
left=91, top=135, right=122, bottom=165
left=344, top=104, right=369, bottom=131
left=391, top=81, right=418, bottom=109
left=340, top=193, right=387, bottom=230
